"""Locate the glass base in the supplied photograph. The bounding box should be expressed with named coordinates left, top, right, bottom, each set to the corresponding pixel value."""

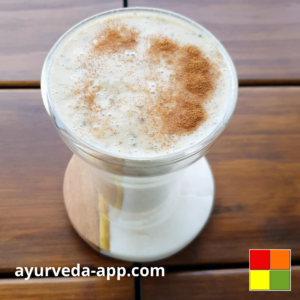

left=64, top=155, right=214, bottom=262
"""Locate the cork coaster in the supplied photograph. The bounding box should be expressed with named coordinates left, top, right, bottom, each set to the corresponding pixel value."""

left=63, top=155, right=102, bottom=251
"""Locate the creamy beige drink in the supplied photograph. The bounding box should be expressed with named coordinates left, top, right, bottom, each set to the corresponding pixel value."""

left=48, top=11, right=231, bottom=157
left=42, top=8, right=238, bottom=262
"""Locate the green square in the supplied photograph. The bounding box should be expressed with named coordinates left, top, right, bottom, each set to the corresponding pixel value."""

left=270, top=270, right=290, bottom=290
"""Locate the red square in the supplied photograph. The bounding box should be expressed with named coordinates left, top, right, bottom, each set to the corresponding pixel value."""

left=250, top=250, right=270, bottom=270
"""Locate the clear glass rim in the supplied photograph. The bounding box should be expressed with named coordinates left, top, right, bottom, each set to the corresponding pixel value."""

left=41, top=7, right=238, bottom=163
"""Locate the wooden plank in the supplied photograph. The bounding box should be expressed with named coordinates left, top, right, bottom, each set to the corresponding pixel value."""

left=0, top=0, right=122, bottom=83
left=0, top=88, right=299, bottom=271
left=0, top=90, right=130, bottom=273
left=143, top=267, right=300, bottom=299
left=129, top=0, right=300, bottom=82
left=0, top=276, right=134, bottom=300
left=142, top=87, right=300, bottom=266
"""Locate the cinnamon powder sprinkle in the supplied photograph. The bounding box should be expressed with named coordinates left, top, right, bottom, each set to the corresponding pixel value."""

left=74, top=23, right=220, bottom=145
left=148, top=36, right=219, bottom=135
left=93, top=23, right=139, bottom=54
left=148, top=37, right=178, bottom=64
left=74, top=23, right=140, bottom=123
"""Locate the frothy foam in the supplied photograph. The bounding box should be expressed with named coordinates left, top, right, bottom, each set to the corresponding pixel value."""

left=49, top=11, right=231, bottom=157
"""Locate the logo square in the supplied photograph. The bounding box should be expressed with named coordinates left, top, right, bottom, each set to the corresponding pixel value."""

left=249, top=249, right=291, bottom=292
left=250, top=270, right=270, bottom=290
left=270, top=270, right=290, bottom=290
left=250, top=250, right=270, bottom=270
left=270, top=250, right=290, bottom=270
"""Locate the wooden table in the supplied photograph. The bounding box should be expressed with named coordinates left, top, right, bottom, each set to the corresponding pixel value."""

left=0, top=1, right=299, bottom=299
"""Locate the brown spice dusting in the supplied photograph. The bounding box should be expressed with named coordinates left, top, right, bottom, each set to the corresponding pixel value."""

left=74, top=23, right=140, bottom=132
left=82, top=80, right=101, bottom=106
left=157, top=94, right=207, bottom=134
left=148, top=36, right=219, bottom=135
left=72, top=23, right=221, bottom=149
left=182, top=45, right=213, bottom=97
left=93, top=23, right=139, bottom=54
left=148, top=37, right=178, bottom=64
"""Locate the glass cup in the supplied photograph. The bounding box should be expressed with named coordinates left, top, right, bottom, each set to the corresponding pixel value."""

left=41, top=7, right=238, bottom=262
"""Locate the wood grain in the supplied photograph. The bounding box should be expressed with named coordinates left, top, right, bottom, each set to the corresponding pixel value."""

left=0, top=276, right=134, bottom=300
left=0, top=0, right=122, bottom=83
left=129, top=0, right=300, bottom=82
left=0, top=90, right=130, bottom=273
left=143, top=267, right=300, bottom=299
left=0, top=88, right=299, bottom=272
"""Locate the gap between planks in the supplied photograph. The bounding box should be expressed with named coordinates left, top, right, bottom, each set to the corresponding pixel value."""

left=1, top=79, right=300, bottom=89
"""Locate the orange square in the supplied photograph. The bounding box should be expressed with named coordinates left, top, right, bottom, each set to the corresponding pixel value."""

left=270, top=250, right=290, bottom=270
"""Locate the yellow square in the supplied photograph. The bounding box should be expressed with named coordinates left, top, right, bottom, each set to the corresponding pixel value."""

left=250, top=270, right=270, bottom=290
